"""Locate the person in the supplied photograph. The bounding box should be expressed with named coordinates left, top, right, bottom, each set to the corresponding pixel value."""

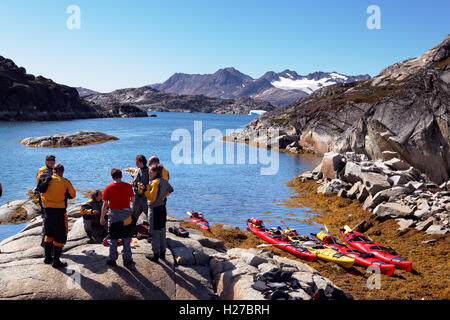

left=80, top=190, right=107, bottom=243
left=41, top=163, right=76, bottom=268
left=148, top=156, right=169, bottom=181
left=131, top=155, right=149, bottom=228
left=147, top=156, right=170, bottom=238
left=0, top=183, right=2, bottom=198
left=100, top=168, right=135, bottom=267
left=140, top=164, right=173, bottom=262
left=36, top=155, right=56, bottom=247
left=36, top=155, right=56, bottom=184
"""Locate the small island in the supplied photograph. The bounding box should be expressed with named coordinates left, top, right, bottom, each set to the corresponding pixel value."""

left=19, top=131, right=119, bottom=148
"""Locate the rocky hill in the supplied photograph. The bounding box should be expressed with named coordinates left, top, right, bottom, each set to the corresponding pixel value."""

left=227, top=35, right=450, bottom=184
left=0, top=56, right=147, bottom=121
left=84, top=86, right=275, bottom=114
left=150, top=67, right=370, bottom=106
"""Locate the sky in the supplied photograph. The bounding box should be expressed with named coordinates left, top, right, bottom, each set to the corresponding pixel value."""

left=0, top=0, right=449, bottom=93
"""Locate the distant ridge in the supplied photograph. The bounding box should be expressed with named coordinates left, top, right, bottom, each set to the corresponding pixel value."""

left=150, top=68, right=370, bottom=106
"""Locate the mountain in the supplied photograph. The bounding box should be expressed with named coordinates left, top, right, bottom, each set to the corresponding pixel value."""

left=84, top=86, right=275, bottom=114
left=228, top=35, right=450, bottom=184
left=0, top=56, right=147, bottom=121
left=76, top=87, right=100, bottom=97
left=150, top=68, right=370, bottom=106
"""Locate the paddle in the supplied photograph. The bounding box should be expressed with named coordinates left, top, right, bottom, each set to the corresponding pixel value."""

left=257, top=243, right=297, bottom=248
left=344, top=224, right=385, bottom=252
left=323, top=224, right=361, bottom=254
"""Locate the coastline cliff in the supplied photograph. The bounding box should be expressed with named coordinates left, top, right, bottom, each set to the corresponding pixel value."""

left=227, top=35, right=450, bottom=184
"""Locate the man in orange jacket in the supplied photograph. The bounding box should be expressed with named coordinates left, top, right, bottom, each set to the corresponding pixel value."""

left=41, top=163, right=76, bottom=268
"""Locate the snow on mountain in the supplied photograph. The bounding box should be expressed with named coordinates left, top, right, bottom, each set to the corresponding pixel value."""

left=271, top=72, right=351, bottom=94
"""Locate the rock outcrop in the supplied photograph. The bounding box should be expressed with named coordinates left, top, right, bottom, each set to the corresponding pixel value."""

left=19, top=131, right=119, bottom=148
left=0, top=56, right=147, bottom=121
left=0, top=204, right=348, bottom=300
left=299, top=152, right=450, bottom=236
left=226, top=35, right=450, bottom=184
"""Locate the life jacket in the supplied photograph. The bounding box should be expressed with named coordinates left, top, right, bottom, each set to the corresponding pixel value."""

left=36, top=168, right=53, bottom=193
left=249, top=217, right=263, bottom=226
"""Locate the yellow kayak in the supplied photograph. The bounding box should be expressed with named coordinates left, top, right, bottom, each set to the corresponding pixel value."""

left=283, top=229, right=355, bottom=268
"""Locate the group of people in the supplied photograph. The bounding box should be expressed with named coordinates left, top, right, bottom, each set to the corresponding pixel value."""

left=35, top=154, right=173, bottom=269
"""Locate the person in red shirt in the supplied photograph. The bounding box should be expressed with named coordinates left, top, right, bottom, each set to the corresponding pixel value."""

left=100, top=168, right=135, bottom=267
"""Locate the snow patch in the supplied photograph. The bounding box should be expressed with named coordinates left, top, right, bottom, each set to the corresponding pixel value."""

left=271, top=77, right=337, bottom=94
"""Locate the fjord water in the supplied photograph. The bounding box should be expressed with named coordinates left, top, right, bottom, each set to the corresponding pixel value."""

left=0, top=112, right=321, bottom=240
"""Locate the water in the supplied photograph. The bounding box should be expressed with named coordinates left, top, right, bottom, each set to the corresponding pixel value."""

left=0, top=112, right=321, bottom=241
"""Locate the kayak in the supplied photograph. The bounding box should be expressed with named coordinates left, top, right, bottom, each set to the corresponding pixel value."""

left=315, top=231, right=396, bottom=276
left=341, top=226, right=412, bottom=272
left=283, top=229, right=355, bottom=269
left=247, top=218, right=317, bottom=262
left=187, top=211, right=210, bottom=231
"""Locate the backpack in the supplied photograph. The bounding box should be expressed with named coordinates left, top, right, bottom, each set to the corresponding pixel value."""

left=36, top=169, right=53, bottom=193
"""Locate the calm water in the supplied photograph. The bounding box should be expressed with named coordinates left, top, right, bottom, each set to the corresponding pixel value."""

left=0, top=112, right=321, bottom=241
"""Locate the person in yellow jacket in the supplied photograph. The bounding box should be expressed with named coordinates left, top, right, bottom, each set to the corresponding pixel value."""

left=139, top=164, right=173, bottom=262
left=36, top=154, right=56, bottom=247
left=149, top=156, right=169, bottom=181
left=41, top=163, right=76, bottom=268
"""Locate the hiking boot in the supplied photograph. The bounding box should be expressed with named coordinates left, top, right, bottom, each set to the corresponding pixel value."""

left=44, top=257, right=53, bottom=264
left=52, top=246, right=67, bottom=268
left=43, top=242, right=53, bottom=264
left=145, top=253, right=159, bottom=262
left=52, top=259, right=68, bottom=269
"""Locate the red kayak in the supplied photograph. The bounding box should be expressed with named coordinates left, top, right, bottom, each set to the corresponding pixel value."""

left=315, top=232, right=396, bottom=276
left=247, top=218, right=317, bottom=262
left=187, top=211, right=210, bottom=231
left=341, top=226, right=412, bottom=272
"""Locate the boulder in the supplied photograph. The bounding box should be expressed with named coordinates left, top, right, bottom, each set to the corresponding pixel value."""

left=343, top=162, right=363, bottom=184
left=415, top=217, right=436, bottom=232
left=396, top=218, right=415, bottom=231
left=317, top=179, right=346, bottom=194
left=388, top=175, right=410, bottom=186
left=19, top=131, right=119, bottom=148
left=320, top=152, right=345, bottom=180
left=373, top=202, right=414, bottom=219
left=0, top=200, right=40, bottom=222
left=347, top=181, right=362, bottom=199
left=384, top=158, right=411, bottom=171
left=356, top=185, right=370, bottom=202
left=362, top=172, right=391, bottom=196
left=425, top=224, right=449, bottom=235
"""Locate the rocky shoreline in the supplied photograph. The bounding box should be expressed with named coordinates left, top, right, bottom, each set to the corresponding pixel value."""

left=298, top=152, right=450, bottom=236
left=0, top=204, right=349, bottom=300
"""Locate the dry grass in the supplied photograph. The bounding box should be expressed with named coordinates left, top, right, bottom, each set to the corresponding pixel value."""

left=283, top=178, right=450, bottom=300
left=179, top=178, right=449, bottom=300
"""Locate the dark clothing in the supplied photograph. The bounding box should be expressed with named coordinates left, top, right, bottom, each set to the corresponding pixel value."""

left=149, top=205, right=167, bottom=256
left=109, top=220, right=134, bottom=240
left=43, top=208, right=68, bottom=247
left=132, top=167, right=150, bottom=198
left=80, top=199, right=107, bottom=243
left=151, top=205, right=167, bottom=231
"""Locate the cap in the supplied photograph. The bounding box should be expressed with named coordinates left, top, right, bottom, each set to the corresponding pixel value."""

left=45, top=155, right=56, bottom=161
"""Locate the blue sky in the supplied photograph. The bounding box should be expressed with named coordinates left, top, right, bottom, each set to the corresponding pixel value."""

left=1, top=0, right=449, bottom=92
